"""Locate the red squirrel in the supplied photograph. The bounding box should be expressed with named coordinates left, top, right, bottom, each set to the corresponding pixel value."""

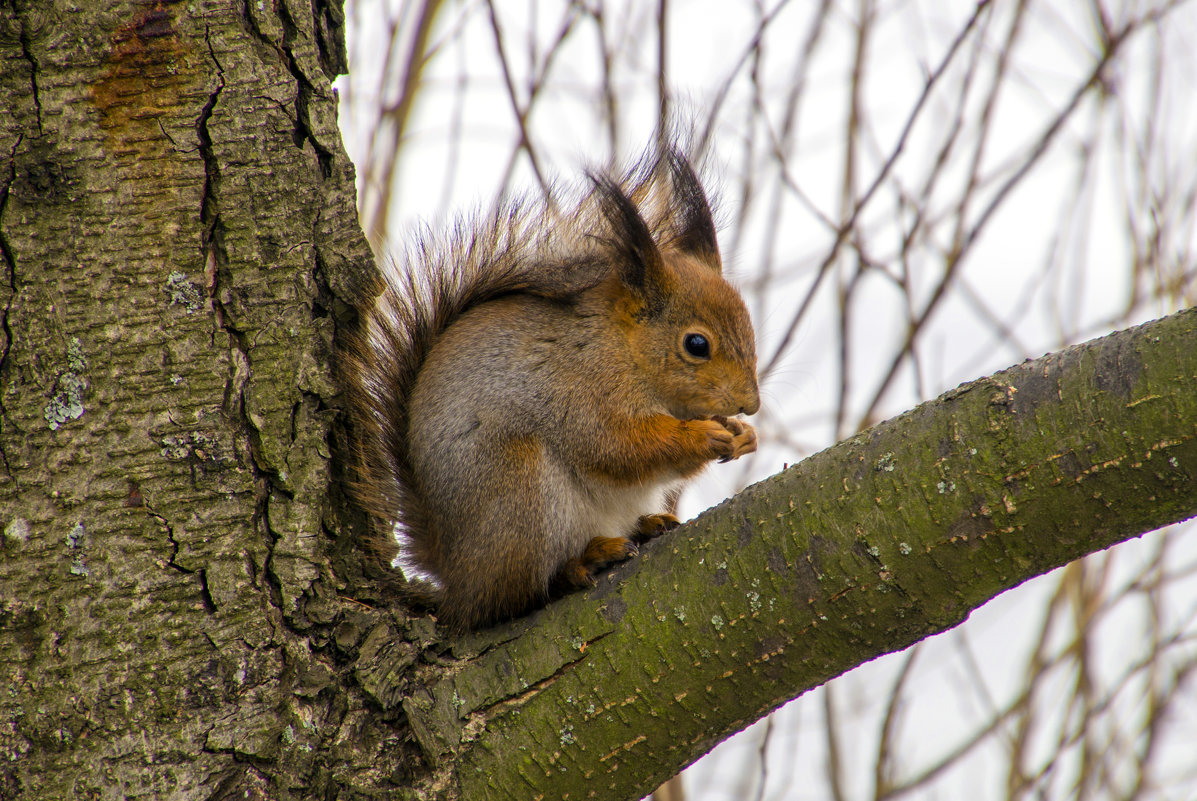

left=340, top=147, right=759, bottom=630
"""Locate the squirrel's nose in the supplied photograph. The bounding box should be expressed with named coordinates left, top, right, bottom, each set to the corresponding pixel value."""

left=740, top=386, right=761, bottom=416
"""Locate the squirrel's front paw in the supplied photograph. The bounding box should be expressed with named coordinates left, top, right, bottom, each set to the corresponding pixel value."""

left=692, top=418, right=737, bottom=461
left=710, top=416, right=757, bottom=462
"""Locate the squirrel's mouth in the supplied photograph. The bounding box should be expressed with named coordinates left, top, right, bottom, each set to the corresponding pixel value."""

left=696, top=388, right=760, bottom=420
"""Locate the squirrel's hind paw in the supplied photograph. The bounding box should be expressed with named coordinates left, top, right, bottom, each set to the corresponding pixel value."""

left=636, top=513, right=681, bottom=540
left=554, top=535, right=638, bottom=591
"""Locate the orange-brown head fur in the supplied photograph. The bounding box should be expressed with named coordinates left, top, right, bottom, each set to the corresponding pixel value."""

left=594, top=153, right=759, bottom=421
left=615, top=252, right=759, bottom=420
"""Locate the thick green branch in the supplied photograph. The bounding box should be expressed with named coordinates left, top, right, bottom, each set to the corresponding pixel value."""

left=408, top=307, right=1197, bottom=800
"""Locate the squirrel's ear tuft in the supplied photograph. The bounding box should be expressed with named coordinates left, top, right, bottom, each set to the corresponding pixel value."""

left=592, top=172, right=668, bottom=309
left=667, top=150, right=721, bottom=268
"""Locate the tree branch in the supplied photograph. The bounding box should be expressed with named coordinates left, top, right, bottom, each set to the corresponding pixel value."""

left=402, top=306, right=1197, bottom=800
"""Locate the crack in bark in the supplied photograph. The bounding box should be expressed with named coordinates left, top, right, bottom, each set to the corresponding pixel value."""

left=197, top=24, right=226, bottom=339
left=0, top=132, right=22, bottom=480
left=240, top=0, right=332, bottom=174
left=197, top=24, right=285, bottom=610
left=309, top=0, right=335, bottom=76
left=474, top=629, right=615, bottom=720
left=155, top=507, right=184, bottom=570
left=289, top=398, right=302, bottom=447
left=146, top=495, right=219, bottom=614
left=197, top=568, right=218, bottom=613
left=274, top=2, right=334, bottom=177
left=11, top=4, right=43, bottom=134
left=402, top=628, right=619, bottom=768
left=156, top=117, right=180, bottom=149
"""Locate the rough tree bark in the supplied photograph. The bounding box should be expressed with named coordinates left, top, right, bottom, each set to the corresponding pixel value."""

left=0, top=3, right=1194, bottom=801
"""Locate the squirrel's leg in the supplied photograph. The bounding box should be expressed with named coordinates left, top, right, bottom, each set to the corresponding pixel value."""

left=552, top=536, right=638, bottom=591
left=635, top=512, right=680, bottom=541
left=635, top=485, right=682, bottom=541
left=552, top=512, right=681, bottom=592
left=552, top=513, right=681, bottom=593
left=437, top=532, right=548, bottom=629
left=430, top=435, right=560, bottom=629
left=584, top=414, right=757, bottom=482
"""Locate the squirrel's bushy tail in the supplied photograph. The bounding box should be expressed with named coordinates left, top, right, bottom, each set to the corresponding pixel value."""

left=339, top=145, right=717, bottom=581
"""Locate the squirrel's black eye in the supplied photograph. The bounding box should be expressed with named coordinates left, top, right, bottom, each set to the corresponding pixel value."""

left=683, top=332, right=710, bottom=359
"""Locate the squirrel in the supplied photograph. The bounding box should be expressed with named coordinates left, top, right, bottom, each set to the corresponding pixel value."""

left=340, top=146, right=760, bottom=630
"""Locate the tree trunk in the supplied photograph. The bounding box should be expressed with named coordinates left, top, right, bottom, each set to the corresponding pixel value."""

left=0, top=1, right=387, bottom=797
left=1, top=3, right=1193, bottom=801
